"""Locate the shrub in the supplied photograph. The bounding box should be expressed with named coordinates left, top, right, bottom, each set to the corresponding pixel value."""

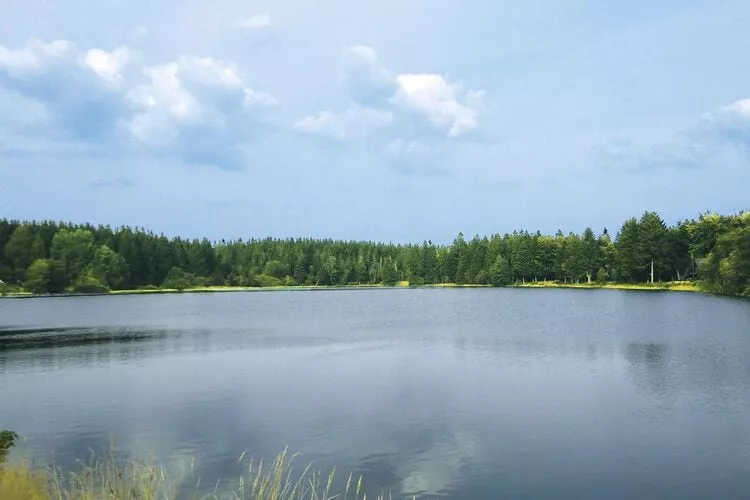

left=0, top=430, right=18, bottom=464
left=409, top=276, right=426, bottom=286
left=72, top=273, right=110, bottom=294
left=162, top=267, right=194, bottom=290
left=253, top=273, right=283, bottom=287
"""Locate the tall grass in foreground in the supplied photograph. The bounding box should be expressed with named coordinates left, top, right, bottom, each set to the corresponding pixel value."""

left=0, top=448, right=398, bottom=500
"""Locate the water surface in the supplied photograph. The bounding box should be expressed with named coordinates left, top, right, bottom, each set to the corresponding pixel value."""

left=1, top=289, right=750, bottom=498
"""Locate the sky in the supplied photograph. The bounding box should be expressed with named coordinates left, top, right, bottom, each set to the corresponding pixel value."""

left=1, top=0, right=749, bottom=243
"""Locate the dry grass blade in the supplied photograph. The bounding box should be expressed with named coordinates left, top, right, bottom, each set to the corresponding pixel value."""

left=0, top=446, right=386, bottom=500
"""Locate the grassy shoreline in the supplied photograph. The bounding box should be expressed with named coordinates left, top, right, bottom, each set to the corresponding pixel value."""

left=0, top=281, right=705, bottom=299
left=513, top=280, right=702, bottom=293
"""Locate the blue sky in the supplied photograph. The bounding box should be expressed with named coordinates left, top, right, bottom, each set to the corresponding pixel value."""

left=1, top=0, right=749, bottom=242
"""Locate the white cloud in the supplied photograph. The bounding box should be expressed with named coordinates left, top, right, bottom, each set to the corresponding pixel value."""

left=127, top=55, right=274, bottom=125
left=598, top=97, right=750, bottom=172
left=711, top=98, right=750, bottom=121
left=0, top=40, right=276, bottom=168
left=127, top=63, right=200, bottom=126
left=698, top=97, right=750, bottom=148
left=394, top=74, right=480, bottom=137
left=125, top=112, right=178, bottom=147
left=343, top=45, right=392, bottom=84
left=344, top=45, right=380, bottom=65
left=84, top=47, right=130, bottom=83
left=0, top=39, right=129, bottom=142
left=341, top=45, right=396, bottom=106
left=465, top=89, right=486, bottom=110
left=238, top=13, right=272, bottom=29
left=243, top=88, right=277, bottom=108
left=294, top=105, right=394, bottom=140
left=178, top=56, right=243, bottom=88
left=1, top=40, right=133, bottom=85
left=295, top=45, right=484, bottom=146
left=124, top=56, right=276, bottom=167
left=0, top=39, right=74, bottom=76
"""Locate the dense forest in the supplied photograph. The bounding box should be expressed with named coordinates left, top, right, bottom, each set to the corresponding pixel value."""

left=0, top=211, right=748, bottom=297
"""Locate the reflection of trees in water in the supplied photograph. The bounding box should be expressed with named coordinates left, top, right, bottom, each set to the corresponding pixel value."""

left=452, top=334, right=618, bottom=364
left=625, top=342, right=672, bottom=396
left=0, top=327, right=165, bottom=349
left=626, top=343, right=669, bottom=367
left=0, top=327, right=349, bottom=373
left=0, top=327, right=170, bottom=371
left=624, top=340, right=750, bottom=405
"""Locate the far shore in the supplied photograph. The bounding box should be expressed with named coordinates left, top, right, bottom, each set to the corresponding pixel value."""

left=514, top=280, right=701, bottom=293
left=0, top=280, right=705, bottom=299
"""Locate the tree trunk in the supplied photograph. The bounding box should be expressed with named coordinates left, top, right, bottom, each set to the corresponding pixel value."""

left=650, top=260, right=654, bottom=284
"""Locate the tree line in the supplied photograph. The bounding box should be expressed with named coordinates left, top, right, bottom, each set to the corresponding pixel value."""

left=0, top=210, right=748, bottom=296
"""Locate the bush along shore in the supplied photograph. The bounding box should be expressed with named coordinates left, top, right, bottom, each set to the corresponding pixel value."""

left=0, top=210, right=748, bottom=298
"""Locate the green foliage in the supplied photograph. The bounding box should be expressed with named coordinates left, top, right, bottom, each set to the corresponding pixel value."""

left=162, top=267, right=195, bottom=290
left=4, top=225, right=35, bottom=280
left=89, top=244, right=129, bottom=289
left=51, top=228, right=95, bottom=281
left=489, top=255, right=512, bottom=286
left=409, top=276, right=426, bottom=286
left=700, top=225, right=750, bottom=296
left=615, top=218, right=642, bottom=282
left=0, top=430, right=18, bottom=464
left=72, top=271, right=110, bottom=294
left=0, top=282, right=20, bottom=296
left=1, top=209, right=749, bottom=297
left=263, top=260, right=289, bottom=279
left=253, top=273, right=284, bottom=287
left=596, top=267, right=609, bottom=282
left=24, top=260, right=68, bottom=294
left=381, top=258, right=398, bottom=286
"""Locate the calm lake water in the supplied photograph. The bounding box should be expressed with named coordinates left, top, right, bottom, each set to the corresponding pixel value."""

left=2, top=289, right=750, bottom=499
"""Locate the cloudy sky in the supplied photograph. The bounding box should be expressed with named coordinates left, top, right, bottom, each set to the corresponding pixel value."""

left=1, top=0, right=749, bottom=242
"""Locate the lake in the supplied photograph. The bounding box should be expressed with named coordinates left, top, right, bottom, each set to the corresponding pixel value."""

left=1, top=289, right=750, bottom=499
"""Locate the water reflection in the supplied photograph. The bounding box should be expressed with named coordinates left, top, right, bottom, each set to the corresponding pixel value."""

left=0, top=327, right=168, bottom=372
left=0, top=327, right=165, bottom=350
left=625, top=342, right=672, bottom=396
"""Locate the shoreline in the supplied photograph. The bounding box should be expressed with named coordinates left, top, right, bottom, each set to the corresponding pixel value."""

left=0, top=281, right=705, bottom=299
left=513, top=280, right=701, bottom=293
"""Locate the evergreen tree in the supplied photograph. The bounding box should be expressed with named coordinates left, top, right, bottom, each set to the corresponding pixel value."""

left=489, top=255, right=512, bottom=286
left=4, top=225, right=35, bottom=280
left=615, top=218, right=642, bottom=282
left=581, top=228, right=599, bottom=283
left=639, top=211, right=669, bottom=283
